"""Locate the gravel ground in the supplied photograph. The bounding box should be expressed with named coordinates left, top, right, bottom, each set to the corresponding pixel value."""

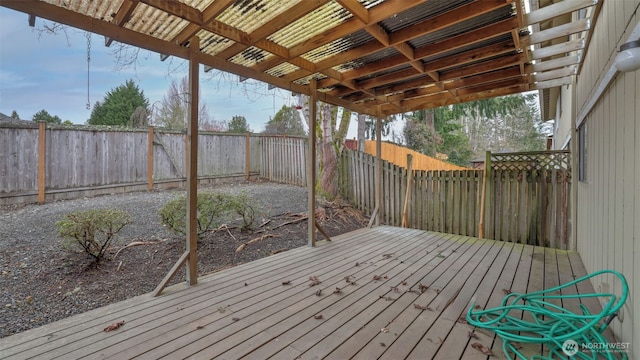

left=0, top=181, right=365, bottom=338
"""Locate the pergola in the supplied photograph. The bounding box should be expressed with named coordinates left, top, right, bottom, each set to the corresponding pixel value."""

left=1, top=0, right=600, bottom=293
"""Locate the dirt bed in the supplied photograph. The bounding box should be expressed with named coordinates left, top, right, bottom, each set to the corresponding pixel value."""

left=0, top=181, right=366, bottom=338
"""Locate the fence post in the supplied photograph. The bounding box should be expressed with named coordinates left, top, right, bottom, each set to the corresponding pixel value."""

left=184, top=132, right=189, bottom=179
left=147, top=126, right=154, bottom=191
left=479, top=151, right=491, bottom=238
left=245, top=132, right=251, bottom=180
left=37, top=121, right=46, bottom=204
left=402, top=154, right=413, bottom=227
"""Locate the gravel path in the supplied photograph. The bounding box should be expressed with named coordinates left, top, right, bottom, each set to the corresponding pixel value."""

left=0, top=182, right=308, bottom=251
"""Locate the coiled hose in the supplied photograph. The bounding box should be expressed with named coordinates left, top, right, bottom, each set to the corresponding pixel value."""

left=466, top=270, right=628, bottom=359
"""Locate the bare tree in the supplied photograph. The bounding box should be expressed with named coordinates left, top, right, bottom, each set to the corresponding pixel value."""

left=154, top=76, right=212, bottom=131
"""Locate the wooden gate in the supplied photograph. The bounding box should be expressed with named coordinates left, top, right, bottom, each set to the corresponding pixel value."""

left=485, top=151, right=571, bottom=248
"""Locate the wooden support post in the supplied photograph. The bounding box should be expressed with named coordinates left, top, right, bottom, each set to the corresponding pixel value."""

left=479, top=151, right=491, bottom=238
left=185, top=36, right=200, bottom=285
left=147, top=126, right=154, bottom=191
left=245, top=132, right=251, bottom=180
left=308, top=80, right=317, bottom=247
left=37, top=121, right=46, bottom=204
left=402, top=154, right=414, bottom=228
left=375, top=112, right=382, bottom=226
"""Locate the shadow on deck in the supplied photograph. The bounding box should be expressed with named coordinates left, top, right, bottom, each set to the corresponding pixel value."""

left=0, top=226, right=614, bottom=359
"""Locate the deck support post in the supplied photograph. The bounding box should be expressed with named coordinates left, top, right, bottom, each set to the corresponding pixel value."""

left=185, top=36, right=200, bottom=285
left=374, top=109, right=382, bottom=226
left=307, top=80, right=317, bottom=247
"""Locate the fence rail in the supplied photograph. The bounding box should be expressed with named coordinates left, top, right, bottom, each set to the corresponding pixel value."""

left=341, top=149, right=571, bottom=248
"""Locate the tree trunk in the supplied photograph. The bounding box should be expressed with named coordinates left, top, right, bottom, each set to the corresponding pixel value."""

left=320, top=103, right=337, bottom=197
left=357, top=113, right=366, bottom=151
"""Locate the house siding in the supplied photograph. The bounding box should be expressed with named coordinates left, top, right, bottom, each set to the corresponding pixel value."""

left=575, top=0, right=639, bottom=354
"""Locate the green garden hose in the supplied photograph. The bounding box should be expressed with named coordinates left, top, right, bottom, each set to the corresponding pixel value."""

left=466, top=270, right=628, bottom=359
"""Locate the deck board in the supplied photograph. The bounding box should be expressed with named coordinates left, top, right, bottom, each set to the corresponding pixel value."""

left=0, top=227, right=619, bottom=360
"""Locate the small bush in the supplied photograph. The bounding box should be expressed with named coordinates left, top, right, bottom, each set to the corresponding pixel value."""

left=159, top=191, right=256, bottom=237
left=56, top=208, right=130, bottom=262
left=226, top=192, right=255, bottom=231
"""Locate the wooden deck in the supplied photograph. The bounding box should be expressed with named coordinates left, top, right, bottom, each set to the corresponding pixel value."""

left=0, top=227, right=612, bottom=359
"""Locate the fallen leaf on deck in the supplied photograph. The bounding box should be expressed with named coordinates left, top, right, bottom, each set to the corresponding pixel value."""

left=232, top=317, right=240, bottom=321
left=381, top=327, right=389, bottom=333
left=414, top=303, right=427, bottom=310
left=103, top=320, right=125, bottom=332
left=355, top=262, right=359, bottom=267
left=401, top=281, right=407, bottom=286
left=468, top=331, right=479, bottom=339
left=373, top=275, right=382, bottom=281
left=419, top=284, right=429, bottom=293
left=391, top=286, right=400, bottom=293
left=471, top=342, right=494, bottom=356
left=282, top=280, right=291, bottom=285
left=474, top=304, right=482, bottom=310
left=502, top=288, right=512, bottom=294
left=380, top=342, right=386, bottom=347
left=217, top=306, right=227, bottom=313
left=196, top=325, right=204, bottom=330
left=382, top=253, right=393, bottom=259
left=314, top=314, right=323, bottom=320
left=244, top=283, right=248, bottom=286
left=315, top=289, right=322, bottom=296
left=457, top=317, right=467, bottom=324
left=333, top=287, right=342, bottom=294
left=309, top=276, right=322, bottom=287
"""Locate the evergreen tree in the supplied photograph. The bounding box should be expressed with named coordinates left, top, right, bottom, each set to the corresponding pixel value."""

left=263, top=105, right=305, bottom=136
left=32, top=109, right=62, bottom=124
left=228, top=115, right=251, bottom=133
left=10, top=110, right=19, bottom=119
left=87, top=79, right=149, bottom=126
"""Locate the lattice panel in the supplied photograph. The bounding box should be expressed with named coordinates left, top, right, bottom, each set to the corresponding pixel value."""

left=491, top=151, right=571, bottom=172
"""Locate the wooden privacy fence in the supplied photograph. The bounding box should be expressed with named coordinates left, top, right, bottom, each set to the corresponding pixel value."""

left=485, top=151, right=571, bottom=248
left=363, top=140, right=468, bottom=171
left=0, top=123, right=277, bottom=204
left=340, top=149, right=572, bottom=248
left=259, top=136, right=307, bottom=187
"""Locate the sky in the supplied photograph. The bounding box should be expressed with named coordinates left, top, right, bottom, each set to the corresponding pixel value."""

left=0, top=7, right=304, bottom=133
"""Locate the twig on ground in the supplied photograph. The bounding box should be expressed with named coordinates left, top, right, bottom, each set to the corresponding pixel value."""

left=271, top=216, right=308, bottom=230
left=113, top=241, right=160, bottom=259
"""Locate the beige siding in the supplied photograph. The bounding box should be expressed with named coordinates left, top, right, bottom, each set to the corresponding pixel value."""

left=553, top=84, right=574, bottom=150
left=575, top=0, right=639, bottom=353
